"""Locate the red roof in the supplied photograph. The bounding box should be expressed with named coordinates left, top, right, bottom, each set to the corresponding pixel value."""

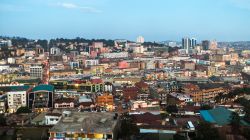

left=123, top=87, right=139, bottom=100
left=135, top=81, right=149, bottom=89
left=90, top=79, right=103, bottom=84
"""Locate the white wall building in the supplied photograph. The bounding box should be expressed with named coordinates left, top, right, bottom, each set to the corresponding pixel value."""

left=85, top=59, right=99, bottom=67
left=50, top=47, right=61, bottom=55
left=7, top=91, right=27, bottom=113
left=102, top=52, right=128, bottom=58
left=30, top=65, right=43, bottom=79
left=136, top=36, right=145, bottom=44
left=45, top=113, right=62, bottom=125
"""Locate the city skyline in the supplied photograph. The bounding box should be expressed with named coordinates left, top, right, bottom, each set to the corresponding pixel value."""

left=1, top=0, right=250, bottom=41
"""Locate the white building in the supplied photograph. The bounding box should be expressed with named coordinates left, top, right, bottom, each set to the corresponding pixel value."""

left=7, top=91, right=27, bottom=113
left=45, top=113, right=62, bottom=125
left=7, top=58, right=16, bottom=64
left=102, top=52, right=128, bottom=58
left=85, top=59, right=99, bottom=67
left=30, top=65, right=43, bottom=79
left=136, top=36, right=145, bottom=44
left=132, top=45, right=144, bottom=53
left=50, top=47, right=61, bottom=55
left=169, top=93, right=193, bottom=103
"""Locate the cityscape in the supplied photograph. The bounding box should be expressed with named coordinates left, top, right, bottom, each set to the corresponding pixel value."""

left=1, top=0, right=250, bottom=140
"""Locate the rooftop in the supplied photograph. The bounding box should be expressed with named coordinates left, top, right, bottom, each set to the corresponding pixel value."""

left=32, top=84, right=54, bottom=92
left=49, top=112, right=118, bottom=133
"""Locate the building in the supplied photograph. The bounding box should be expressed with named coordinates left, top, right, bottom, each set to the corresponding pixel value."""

left=0, top=99, right=6, bottom=113
left=7, top=85, right=31, bottom=113
left=28, top=84, right=54, bottom=112
left=54, top=98, right=75, bottom=109
left=85, top=59, right=99, bottom=67
left=30, top=65, right=43, bottom=79
left=50, top=47, right=61, bottom=55
left=202, top=40, right=210, bottom=50
left=45, top=113, right=62, bottom=125
left=136, top=36, right=145, bottom=44
left=49, top=112, right=119, bottom=140
left=191, top=38, right=197, bottom=48
left=209, top=40, right=217, bottom=50
left=200, top=107, right=250, bottom=126
left=96, top=93, right=114, bottom=111
left=102, top=52, right=128, bottom=58
left=182, top=38, right=191, bottom=50
left=184, top=83, right=229, bottom=103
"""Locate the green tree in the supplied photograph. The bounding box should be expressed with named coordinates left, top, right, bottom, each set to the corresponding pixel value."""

left=0, top=114, right=6, bottom=126
left=230, top=112, right=241, bottom=134
left=16, top=106, right=31, bottom=114
left=118, top=112, right=139, bottom=140
left=200, top=105, right=212, bottom=110
left=166, top=105, right=178, bottom=114
left=242, top=127, right=250, bottom=140
left=194, top=122, right=221, bottom=140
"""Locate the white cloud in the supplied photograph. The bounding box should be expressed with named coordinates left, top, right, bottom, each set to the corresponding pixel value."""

left=56, top=2, right=102, bottom=13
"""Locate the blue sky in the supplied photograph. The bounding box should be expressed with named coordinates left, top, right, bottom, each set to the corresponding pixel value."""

left=0, top=0, right=250, bottom=41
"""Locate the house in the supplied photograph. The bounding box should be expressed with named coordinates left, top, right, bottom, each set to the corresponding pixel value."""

left=54, top=98, right=75, bottom=109
left=48, top=112, right=120, bottom=140
left=45, top=113, right=62, bottom=125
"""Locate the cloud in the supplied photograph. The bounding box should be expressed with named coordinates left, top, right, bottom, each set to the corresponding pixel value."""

left=56, top=2, right=102, bottom=13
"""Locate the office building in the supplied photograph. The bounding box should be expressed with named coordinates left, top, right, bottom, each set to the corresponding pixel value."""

left=7, top=85, right=31, bottom=113
left=202, top=40, right=210, bottom=50
left=49, top=112, right=119, bottom=140
left=28, top=84, right=54, bottom=112
left=136, top=36, right=145, bottom=44
left=30, top=65, right=43, bottom=79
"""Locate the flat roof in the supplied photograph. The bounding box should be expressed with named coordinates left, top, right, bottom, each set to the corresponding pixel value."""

left=32, top=84, right=54, bottom=92
left=49, top=112, right=117, bottom=134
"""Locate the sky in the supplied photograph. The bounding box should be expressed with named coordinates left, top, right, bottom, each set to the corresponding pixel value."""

left=0, top=0, right=250, bottom=42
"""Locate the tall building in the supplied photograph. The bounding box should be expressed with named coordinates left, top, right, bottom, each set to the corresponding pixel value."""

left=7, top=85, right=31, bottom=113
left=209, top=40, right=217, bottom=50
left=30, top=65, right=43, bottom=79
left=136, top=36, right=145, bottom=44
left=182, top=38, right=191, bottom=52
left=191, top=38, right=197, bottom=48
left=28, top=84, right=54, bottom=112
left=202, top=40, right=210, bottom=50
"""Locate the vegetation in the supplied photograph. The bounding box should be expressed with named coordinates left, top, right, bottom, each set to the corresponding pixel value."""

left=200, top=104, right=213, bottom=110
left=118, top=112, right=139, bottom=140
left=0, top=114, right=6, bottom=126
left=230, top=112, right=241, bottom=134
left=16, top=106, right=31, bottom=114
left=193, top=122, right=221, bottom=140
left=166, top=105, right=178, bottom=113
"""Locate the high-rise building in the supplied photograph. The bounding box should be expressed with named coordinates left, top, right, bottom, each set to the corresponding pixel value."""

left=136, top=36, right=145, bottom=44
left=191, top=38, right=197, bottom=48
left=209, top=40, right=217, bottom=50
left=202, top=40, right=210, bottom=50
left=182, top=38, right=190, bottom=50
left=30, top=65, right=43, bottom=79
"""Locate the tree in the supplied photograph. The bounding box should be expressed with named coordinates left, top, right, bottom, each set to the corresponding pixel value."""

left=200, top=105, right=212, bottom=110
left=166, top=105, right=178, bottom=114
left=242, top=127, right=250, bottom=140
left=16, top=106, right=31, bottom=114
left=230, top=112, right=241, bottom=134
left=194, top=122, right=221, bottom=140
left=118, top=112, right=139, bottom=140
left=0, top=115, right=6, bottom=126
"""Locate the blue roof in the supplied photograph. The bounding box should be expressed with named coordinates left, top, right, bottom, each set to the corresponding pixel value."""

left=0, top=85, right=30, bottom=92
left=200, top=107, right=250, bottom=126
left=32, top=84, right=54, bottom=92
